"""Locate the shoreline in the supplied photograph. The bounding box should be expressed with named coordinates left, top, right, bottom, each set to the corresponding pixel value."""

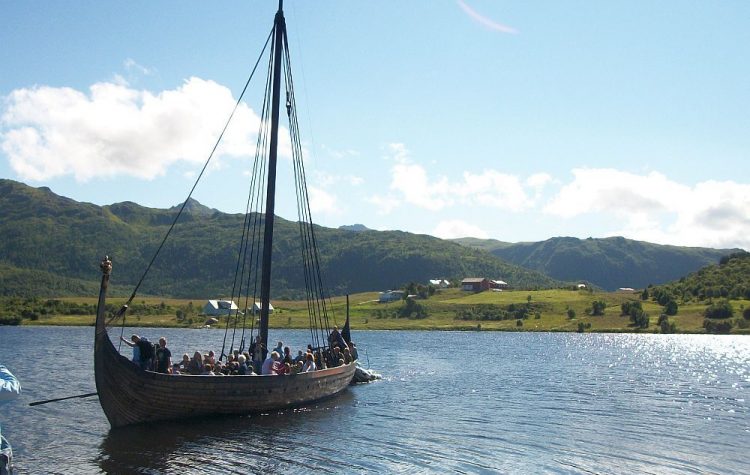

left=10, top=319, right=749, bottom=335
left=3, top=289, right=749, bottom=335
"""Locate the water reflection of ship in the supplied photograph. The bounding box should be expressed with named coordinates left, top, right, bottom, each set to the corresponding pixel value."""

left=97, top=391, right=355, bottom=473
left=94, top=0, right=358, bottom=428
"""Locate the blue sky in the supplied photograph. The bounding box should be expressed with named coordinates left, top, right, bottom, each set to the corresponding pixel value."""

left=2, top=1, right=749, bottom=250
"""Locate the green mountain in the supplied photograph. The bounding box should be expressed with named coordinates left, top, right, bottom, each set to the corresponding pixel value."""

left=651, top=251, right=750, bottom=302
left=453, top=236, right=739, bottom=291
left=0, top=179, right=560, bottom=298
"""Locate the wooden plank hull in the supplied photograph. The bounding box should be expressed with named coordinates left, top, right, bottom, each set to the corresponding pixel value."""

left=94, top=278, right=355, bottom=428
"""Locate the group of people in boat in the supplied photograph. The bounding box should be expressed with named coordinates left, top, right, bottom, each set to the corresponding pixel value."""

left=120, top=326, right=358, bottom=376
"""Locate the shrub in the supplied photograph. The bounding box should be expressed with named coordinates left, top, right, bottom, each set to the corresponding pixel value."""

left=567, top=308, right=576, bottom=319
left=0, top=315, right=22, bottom=325
left=621, top=301, right=642, bottom=316
left=516, top=319, right=523, bottom=327
left=705, top=300, right=734, bottom=319
left=398, top=299, right=427, bottom=319
left=658, top=314, right=676, bottom=333
left=589, top=300, right=606, bottom=316
left=703, top=319, right=733, bottom=334
left=743, top=308, right=750, bottom=320
left=630, top=310, right=649, bottom=329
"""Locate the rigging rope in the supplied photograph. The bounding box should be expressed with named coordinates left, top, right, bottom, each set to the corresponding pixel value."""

left=220, top=30, right=276, bottom=360
left=109, top=28, right=273, bottom=336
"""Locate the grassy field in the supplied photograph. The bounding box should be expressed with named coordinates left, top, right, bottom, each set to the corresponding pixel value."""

left=12, top=289, right=750, bottom=334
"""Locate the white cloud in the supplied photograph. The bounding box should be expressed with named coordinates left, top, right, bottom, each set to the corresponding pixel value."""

left=1, top=77, right=262, bottom=182
left=307, top=186, right=340, bottom=216
left=456, top=0, right=518, bottom=34
left=545, top=168, right=750, bottom=250
left=313, top=171, right=364, bottom=187
left=433, top=219, right=489, bottom=239
left=123, top=58, right=154, bottom=76
left=391, top=160, right=451, bottom=211
left=525, top=172, right=553, bottom=190
left=379, top=143, right=539, bottom=213
left=387, top=142, right=410, bottom=163
left=367, top=194, right=401, bottom=215
left=457, top=170, right=534, bottom=211
left=320, top=143, right=359, bottom=159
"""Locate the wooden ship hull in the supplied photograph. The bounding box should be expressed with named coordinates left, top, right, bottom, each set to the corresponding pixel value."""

left=94, top=274, right=356, bottom=428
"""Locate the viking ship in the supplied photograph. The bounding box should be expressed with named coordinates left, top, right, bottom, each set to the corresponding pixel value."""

left=94, top=0, right=357, bottom=429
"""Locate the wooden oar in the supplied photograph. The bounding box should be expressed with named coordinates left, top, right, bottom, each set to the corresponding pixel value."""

left=29, top=392, right=98, bottom=406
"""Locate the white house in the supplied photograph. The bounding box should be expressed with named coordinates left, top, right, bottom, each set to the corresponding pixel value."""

left=490, top=280, right=509, bottom=290
left=429, top=279, right=450, bottom=288
left=202, top=299, right=239, bottom=316
left=379, top=290, right=405, bottom=303
left=251, top=301, right=275, bottom=314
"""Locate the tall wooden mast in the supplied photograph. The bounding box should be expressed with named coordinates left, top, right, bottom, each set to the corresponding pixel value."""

left=259, top=0, right=285, bottom=357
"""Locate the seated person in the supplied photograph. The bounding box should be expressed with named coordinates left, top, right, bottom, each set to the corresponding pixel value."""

left=330, top=346, right=343, bottom=367
left=272, top=358, right=288, bottom=375
left=262, top=351, right=279, bottom=375
left=302, top=353, right=316, bottom=372
left=237, top=355, right=249, bottom=375
left=186, top=351, right=204, bottom=375
left=283, top=347, right=293, bottom=365
left=342, top=347, right=352, bottom=365
left=180, top=353, right=190, bottom=371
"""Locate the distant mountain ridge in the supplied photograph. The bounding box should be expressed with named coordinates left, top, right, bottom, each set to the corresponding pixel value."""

left=0, top=179, right=560, bottom=298
left=338, top=224, right=370, bottom=232
left=452, top=236, right=739, bottom=291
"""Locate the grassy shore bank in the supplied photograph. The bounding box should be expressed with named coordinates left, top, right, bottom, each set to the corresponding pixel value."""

left=5, top=288, right=749, bottom=334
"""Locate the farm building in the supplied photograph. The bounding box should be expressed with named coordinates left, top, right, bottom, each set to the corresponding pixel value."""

left=461, top=278, right=491, bottom=292
left=379, top=290, right=405, bottom=303
left=490, top=280, right=508, bottom=290
left=202, top=299, right=239, bottom=316
left=251, top=301, right=275, bottom=314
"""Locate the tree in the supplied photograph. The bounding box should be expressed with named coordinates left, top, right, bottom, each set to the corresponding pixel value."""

left=630, top=309, right=649, bottom=329
left=404, top=282, right=417, bottom=299
left=621, top=300, right=642, bottom=316
left=567, top=308, right=576, bottom=319
left=664, top=299, right=678, bottom=316
left=705, top=300, right=734, bottom=319
left=658, top=314, right=676, bottom=333
left=641, top=288, right=649, bottom=300
left=589, top=300, right=606, bottom=316
left=704, top=319, right=733, bottom=334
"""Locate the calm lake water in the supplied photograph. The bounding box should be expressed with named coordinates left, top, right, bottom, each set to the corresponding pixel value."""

left=0, top=326, right=747, bottom=474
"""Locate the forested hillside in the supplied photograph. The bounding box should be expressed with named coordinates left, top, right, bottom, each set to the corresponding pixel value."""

left=0, top=179, right=560, bottom=298
left=454, top=236, right=738, bottom=291
left=650, top=251, right=750, bottom=302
